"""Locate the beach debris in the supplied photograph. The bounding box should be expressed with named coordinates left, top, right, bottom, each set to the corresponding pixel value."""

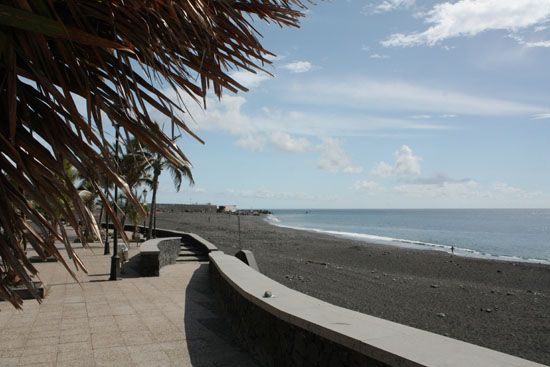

left=285, top=274, right=306, bottom=282
left=459, top=284, right=465, bottom=289
left=497, top=269, right=503, bottom=273
left=485, top=308, right=493, bottom=313
left=506, top=291, right=514, bottom=296
left=430, top=284, right=440, bottom=288
left=370, top=270, right=377, bottom=273
left=263, top=291, right=273, bottom=298
left=306, top=259, right=328, bottom=267
left=436, top=313, right=446, bottom=318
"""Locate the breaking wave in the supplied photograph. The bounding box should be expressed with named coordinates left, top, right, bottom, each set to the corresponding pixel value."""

left=264, top=214, right=550, bottom=265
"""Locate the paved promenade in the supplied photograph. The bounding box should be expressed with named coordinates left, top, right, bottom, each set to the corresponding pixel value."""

left=0, top=235, right=257, bottom=366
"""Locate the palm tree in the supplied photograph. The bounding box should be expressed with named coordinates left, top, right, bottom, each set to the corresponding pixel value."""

left=0, top=1, right=305, bottom=307
left=119, top=138, right=152, bottom=239
left=146, top=152, right=194, bottom=239
left=120, top=139, right=151, bottom=195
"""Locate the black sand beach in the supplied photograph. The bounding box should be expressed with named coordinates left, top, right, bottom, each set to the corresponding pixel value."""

left=156, top=211, right=550, bottom=365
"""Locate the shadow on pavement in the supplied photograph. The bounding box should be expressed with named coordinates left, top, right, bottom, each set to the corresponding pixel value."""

left=119, top=253, right=143, bottom=279
left=184, top=263, right=258, bottom=367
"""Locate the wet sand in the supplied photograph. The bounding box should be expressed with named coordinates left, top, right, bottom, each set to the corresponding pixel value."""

left=156, top=211, right=550, bottom=365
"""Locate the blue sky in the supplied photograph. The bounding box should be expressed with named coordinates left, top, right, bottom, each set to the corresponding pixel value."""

left=155, top=0, right=550, bottom=209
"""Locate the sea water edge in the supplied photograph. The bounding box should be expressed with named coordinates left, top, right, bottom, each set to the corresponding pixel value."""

left=264, top=209, right=550, bottom=265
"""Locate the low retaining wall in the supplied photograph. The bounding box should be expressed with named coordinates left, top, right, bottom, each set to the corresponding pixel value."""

left=209, top=251, right=543, bottom=367
left=139, top=237, right=181, bottom=276
left=136, top=226, right=219, bottom=276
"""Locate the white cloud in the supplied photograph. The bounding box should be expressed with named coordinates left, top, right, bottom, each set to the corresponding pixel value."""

left=186, top=94, right=255, bottom=135
left=223, top=189, right=336, bottom=202
left=524, top=39, right=550, bottom=48
left=533, top=113, right=550, bottom=119
left=390, top=180, right=542, bottom=201
left=180, top=95, right=376, bottom=174
left=264, top=53, right=286, bottom=62
left=343, top=166, right=364, bottom=174
left=235, top=134, right=265, bottom=152
left=408, top=173, right=471, bottom=186
left=270, top=132, right=312, bottom=153
left=230, top=70, right=271, bottom=89
left=393, top=180, right=481, bottom=198
left=382, top=0, right=550, bottom=47
left=370, top=53, right=390, bottom=59
left=158, top=184, right=207, bottom=194
left=493, top=182, right=522, bottom=194
left=288, top=77, right=548, bottom=116
left=353, top=180, right=381, bottom=192
left=365, top=0, right=415, bottom=14
left=183, top=91, right=452, bottom=146
left=317, top=138, right=363, bottom=174
left=372, top=145, right=422, bottom=177
left=508, top=34, right=550, bottom=48
left=493, top=182, right=542, bottom=198
left=371, top=162, right=394, bottom=177
left=281, top=61, right=312, bottom=73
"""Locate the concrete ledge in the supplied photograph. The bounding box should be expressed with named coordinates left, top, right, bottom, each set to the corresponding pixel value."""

left=0, top=281, right=46, bottom=301
left=125, top=225, right=219, bottom=253
left=136, top=225, right=219, bottom=276
left=186, top=232, right=218, bottom=253
left=139, top=237, right=181, bottom=276
left=235, top=250, right=260, bottom=272
left=209, top=251, right=543, bottom=367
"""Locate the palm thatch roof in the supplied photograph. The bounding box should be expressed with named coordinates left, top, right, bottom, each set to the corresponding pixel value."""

left=0, top=0, right=305, bottom=307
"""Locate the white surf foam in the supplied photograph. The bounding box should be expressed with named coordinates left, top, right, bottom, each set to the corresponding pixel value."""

left=263, top=216, right=550, bottom=265
left=265, top=214, right=281, bottom=223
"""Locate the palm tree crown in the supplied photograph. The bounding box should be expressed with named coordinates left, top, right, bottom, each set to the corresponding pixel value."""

left=146, top=149, right=194, bottom=239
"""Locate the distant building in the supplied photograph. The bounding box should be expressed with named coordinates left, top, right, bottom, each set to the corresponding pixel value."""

left=156, top=203, right=217, bottom=213
left=217, top=205, right=237, bottom=213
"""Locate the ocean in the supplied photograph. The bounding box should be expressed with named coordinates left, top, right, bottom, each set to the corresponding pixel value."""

left=266, top=209, right=550, bottom=264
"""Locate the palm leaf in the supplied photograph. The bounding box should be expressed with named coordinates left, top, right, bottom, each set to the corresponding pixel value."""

left=0, top=0, right=305, bottom=307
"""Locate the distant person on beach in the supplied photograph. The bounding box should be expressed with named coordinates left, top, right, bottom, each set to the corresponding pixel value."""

left=451, top=246, right=455, bottom=255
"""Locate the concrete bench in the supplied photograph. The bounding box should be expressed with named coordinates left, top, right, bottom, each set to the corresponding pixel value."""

left=139, top=237, right=181, bottom=276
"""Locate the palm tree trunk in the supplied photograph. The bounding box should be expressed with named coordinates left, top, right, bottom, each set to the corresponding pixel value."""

left=147, top=172, right=159, bottom=239
left=98, top=201, right=104, bottom=228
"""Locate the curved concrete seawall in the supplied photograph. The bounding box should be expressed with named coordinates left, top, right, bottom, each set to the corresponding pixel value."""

left=131, top=226, right=543, bottom=366
left=209, top=251, right=544, bottom=367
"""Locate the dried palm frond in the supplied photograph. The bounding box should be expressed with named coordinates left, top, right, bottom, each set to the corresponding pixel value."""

left=0, top=0, right=305, bottom=307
